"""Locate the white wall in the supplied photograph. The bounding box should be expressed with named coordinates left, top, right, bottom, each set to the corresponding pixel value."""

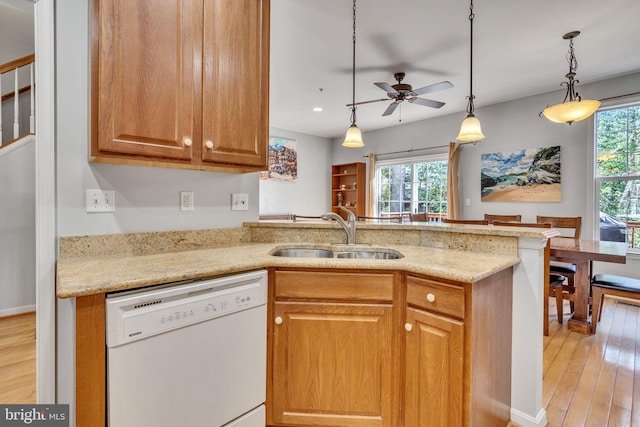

left=259, top=127, right=332, bottom=216
left=332, top=71, right=640, bottom=278
left=55, top=0, right=261, bottom=237
left=0, top=137, right=35, bottom=315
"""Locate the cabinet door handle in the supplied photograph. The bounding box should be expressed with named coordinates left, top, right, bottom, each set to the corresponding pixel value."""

left=275, top=316, right=283, bottom=325
left=426, top=293, right=436, bottom=303
left=205, top=141, right=214, bottom=149
left=183, top=138, right=192, bottom=147
left=405, top=323, right=413, bottom=332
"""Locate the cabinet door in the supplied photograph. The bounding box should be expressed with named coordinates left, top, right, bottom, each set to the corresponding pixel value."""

left=404, top=307, right=463, bottom=427
left=272, top=302, right=394, bottom=427
left=93, top=0, right=199, bottom=160
left=201, top=0, right=269, bottom=167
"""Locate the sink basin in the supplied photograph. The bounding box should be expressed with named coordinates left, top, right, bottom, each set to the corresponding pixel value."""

left=270, top=248, right=334, bottom=258
left=270, top=246, right=403, bottom=260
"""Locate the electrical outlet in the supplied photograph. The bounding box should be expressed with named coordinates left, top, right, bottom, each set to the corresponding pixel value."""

left=180, top=191, right=194, bottom=211
left=231, top=193, right=249, bottom=211
left=86, top=189, right=115, bottom=212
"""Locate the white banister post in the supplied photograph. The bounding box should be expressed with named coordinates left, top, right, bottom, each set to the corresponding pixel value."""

left=30, top=62, right=35, bottom=133
left=13, top=69, right=20, bottom=139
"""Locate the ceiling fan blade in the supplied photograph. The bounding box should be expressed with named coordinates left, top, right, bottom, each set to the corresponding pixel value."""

left=412, top=81, right=453, bottom=96
left=409, top=97, right=445, bottom=109
left=347, top=98, right=389, bottom=107
left=382, top=101, right=400, bottom=116
left=375, top=82, right=399, bottom=96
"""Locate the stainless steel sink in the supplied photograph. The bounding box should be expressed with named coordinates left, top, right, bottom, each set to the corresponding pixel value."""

left=270, top=246, right=403, bottom=259
left=270, top=248, right=334, bottom=258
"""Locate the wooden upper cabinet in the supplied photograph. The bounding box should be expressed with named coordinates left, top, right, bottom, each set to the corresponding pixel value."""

left=91, top=0, right=269, bottom=172
left=201, top=0, right=269, bottom=168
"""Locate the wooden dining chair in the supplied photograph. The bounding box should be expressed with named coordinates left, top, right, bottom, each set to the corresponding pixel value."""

left=536, top=216, right=582, bottom=321
left=442, top=218, right=490, bottom=225
left=493, top=221, right=566, bottom=335
left=484, top=214, right=522, bottom=224
left=409, top=213, right=427, bottom=222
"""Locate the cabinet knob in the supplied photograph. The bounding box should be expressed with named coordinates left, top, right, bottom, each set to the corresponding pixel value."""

left=183, top=138, right=192, bottom=147
left=426, top=293, right=436, bottom=303
left=205, top=141, right=214, bottom=149
left=275, top=316, right=283, bottom=325
left=405, top=323, right=413, bottom=332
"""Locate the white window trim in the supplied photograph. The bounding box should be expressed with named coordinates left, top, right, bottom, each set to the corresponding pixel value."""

left=374, top=153, right=448, bottom=217
left=590, top=94, right=640, bottom=251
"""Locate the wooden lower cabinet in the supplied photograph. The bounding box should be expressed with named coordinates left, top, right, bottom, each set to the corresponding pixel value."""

left=404, top=307, right=464, bottom=427
left=268, top=269, right=398, bottom=427
left=268, top=267, right=513, bottom=427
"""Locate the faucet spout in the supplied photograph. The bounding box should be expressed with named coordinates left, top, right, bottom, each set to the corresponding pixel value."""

left=321, top=207, right=357, bottom=245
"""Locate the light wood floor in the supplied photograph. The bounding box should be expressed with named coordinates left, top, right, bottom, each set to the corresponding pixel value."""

left=0, top=311, right=36, bottom=404
left=1, top=302, right=639, bottom=425
left=545, top=296, right=640, bottom=427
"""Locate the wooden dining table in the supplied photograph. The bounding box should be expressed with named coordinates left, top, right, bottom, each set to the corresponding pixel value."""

left=550, top=238, right=628, bottom=334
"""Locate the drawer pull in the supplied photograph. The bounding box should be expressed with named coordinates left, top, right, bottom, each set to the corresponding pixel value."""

left=183, top=138, right=192, bottom=147
left=426, top=293, right=436, bottom=303
left=274, top=316, right=283, bottom=325
left=205, top=140, right=214, bottom=149
left=405, top=323, right=413, bottom=332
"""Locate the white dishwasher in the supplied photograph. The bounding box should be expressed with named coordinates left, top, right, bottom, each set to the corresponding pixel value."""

left=105, top=269, right=267, bottom=427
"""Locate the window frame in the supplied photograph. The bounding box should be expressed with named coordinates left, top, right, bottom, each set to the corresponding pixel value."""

left=373, top=153, right=448, bottom=217
left=592, top=95, right=640, bottom=253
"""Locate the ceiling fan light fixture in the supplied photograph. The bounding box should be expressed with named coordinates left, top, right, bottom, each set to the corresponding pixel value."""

left=456, top=114, right=485, bottom=142
left=457, top=0, right=485, bottom=144
left=542, top=31, right=601, bottom=125
left=343, top=124, right=364, bottom=148
left=343, top=0, right=364, bottom=148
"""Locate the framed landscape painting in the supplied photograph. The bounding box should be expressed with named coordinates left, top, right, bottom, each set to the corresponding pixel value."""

left=481, top=146, right=561, bottom=202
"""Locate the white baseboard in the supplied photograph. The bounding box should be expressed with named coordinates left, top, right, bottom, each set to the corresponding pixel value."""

left=0, top=304, right=36, bottom=318
left=510, top=407, right=548, bottom=427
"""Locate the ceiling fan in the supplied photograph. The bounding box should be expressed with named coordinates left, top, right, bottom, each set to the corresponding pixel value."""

left=349, top=72, right=453, bottom=117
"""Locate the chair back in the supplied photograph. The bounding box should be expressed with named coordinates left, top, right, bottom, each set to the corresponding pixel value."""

left=409, top=213, right=427, bottom=222
left=484, top=214, right=522, bottom=224
left=442, top=218, right=490, bottom=225
left=536, top=216, right=582, bottom=239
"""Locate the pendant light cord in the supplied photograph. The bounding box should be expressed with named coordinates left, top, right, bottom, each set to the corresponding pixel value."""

left=466, top=0, right=475, bottom=115
left=350, top=0, right=357, bottom=125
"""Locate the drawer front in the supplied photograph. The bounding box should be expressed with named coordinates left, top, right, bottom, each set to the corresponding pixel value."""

left=407, top=276, right=464, bottom=319
left=274, top=270, right=394, bottom=302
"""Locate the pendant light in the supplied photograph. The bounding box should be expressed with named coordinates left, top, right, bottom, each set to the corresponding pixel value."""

left=542, top=31, right=601, bottom=125
left=342, top=0, right=364, bottom=148
left=456, top=0, right=485, bottom=143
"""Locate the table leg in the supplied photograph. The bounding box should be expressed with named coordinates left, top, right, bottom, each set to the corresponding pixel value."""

left=567, top=260, right=592, bottom=334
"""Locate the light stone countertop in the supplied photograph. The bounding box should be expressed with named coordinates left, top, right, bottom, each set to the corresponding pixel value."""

left=56, top=242, right=520, bottom=298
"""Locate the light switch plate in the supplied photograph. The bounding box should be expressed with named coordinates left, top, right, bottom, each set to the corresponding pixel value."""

left=86, top=189, right=115, bottom=212
left=231, top=193, right=249, bottom=211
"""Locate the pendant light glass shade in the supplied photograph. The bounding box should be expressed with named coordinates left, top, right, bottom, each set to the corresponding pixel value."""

left=456, top=114, right=485, bottom=142
left=343, top=124, right=364, bottom=148
left=457, top=0, right=485, bottom=143
left=542, top=99, right=601, bottom=124
left=542, top=31, right=601, bottom=125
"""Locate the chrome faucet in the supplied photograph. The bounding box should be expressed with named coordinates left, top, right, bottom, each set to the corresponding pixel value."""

left=321, top=206, right=357, bottom=245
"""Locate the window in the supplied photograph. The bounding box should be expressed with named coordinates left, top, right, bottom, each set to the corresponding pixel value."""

left=595, top=103, right=640, bottom=250
left=375, top=155, right=447, bottom=220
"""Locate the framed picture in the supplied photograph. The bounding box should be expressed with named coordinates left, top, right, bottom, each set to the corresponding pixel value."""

left=481, top=146, right=561, bottom=202
left=259, top=136, right=298, bottom=182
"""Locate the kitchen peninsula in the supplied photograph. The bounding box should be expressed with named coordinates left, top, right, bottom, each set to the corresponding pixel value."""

left=57, top=221, right=555, bottom=427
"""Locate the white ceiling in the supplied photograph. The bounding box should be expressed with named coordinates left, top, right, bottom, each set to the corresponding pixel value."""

left=269, top=0, right=640, bottom=139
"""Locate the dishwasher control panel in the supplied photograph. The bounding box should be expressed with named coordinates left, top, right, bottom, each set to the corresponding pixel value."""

left=106, top=270, right=267, bottom=347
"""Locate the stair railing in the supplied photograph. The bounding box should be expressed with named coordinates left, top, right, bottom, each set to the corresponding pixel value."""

left=0, top=54, right=36, bottom=146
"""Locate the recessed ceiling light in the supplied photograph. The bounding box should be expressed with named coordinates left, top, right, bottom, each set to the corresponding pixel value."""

left=313, top=107, right=323, bottom=112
